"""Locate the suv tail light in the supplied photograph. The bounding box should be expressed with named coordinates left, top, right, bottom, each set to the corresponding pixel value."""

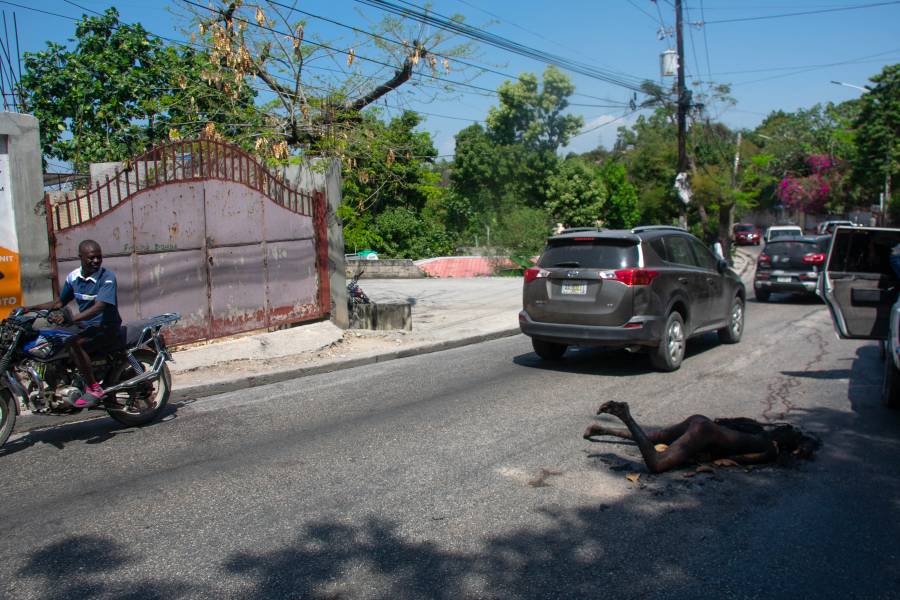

left=524, top=267, right=550, bottom=283
left=614, top=268, right=659, bottom=286
left=758, top=253, right=771, bottom=264
left=803, top=253, right=826, bottom=264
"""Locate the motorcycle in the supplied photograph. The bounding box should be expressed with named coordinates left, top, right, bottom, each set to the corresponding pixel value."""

left=0, top=308, right=180, bottom=449
left=347, top=272, right=371, bottom=306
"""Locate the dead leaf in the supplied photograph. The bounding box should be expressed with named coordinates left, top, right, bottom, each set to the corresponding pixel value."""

left=695, top=465, right=715, bottom=474
left=625, top=473, right=641, bottom=483
left=713, top=458, right=739, bottom=467
left=654, top=444, right=669, bottom=452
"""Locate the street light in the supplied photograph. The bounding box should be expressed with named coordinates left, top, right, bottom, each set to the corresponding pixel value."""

left=831, top=80, right=870, bottom=93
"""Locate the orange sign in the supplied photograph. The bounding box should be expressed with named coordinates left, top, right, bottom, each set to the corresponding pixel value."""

left=0, top=245, right=21, bottom=320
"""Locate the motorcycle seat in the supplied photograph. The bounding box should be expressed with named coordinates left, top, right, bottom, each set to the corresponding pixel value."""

left=120, top=319, right=158, bottom=348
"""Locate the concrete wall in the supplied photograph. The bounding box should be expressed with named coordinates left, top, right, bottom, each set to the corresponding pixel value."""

left=0, top=113, right=52, bottom=307
left=346, top=259, right=424, bottom=279
left=281, top=159, right=348, bottom=328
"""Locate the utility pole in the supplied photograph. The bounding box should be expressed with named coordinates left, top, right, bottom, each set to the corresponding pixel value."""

left=721, top=131, right=742, bottom=258
left=675, top=0, right=689, bottom=229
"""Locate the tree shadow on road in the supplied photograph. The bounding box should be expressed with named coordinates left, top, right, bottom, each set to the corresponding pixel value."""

left=16, top=534, right=196, bottom=600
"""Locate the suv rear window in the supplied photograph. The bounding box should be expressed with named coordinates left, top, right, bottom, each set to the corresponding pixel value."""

left=539, top=240, right=639, bottom=269
left=769, top=229, right=801, bottom=239
left=734, top=224, right=754, bottom=232
left=765, top=240, right=819, bottom=258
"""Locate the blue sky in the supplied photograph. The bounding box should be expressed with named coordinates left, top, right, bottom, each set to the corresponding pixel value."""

left=4, top=0, right=899, bottom=163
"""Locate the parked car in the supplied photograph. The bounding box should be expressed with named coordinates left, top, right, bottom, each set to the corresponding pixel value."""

left=818, top=225, right=900, bottom=408
left=733, top=223, right=761, bottom=246
left=753, top=236, right=829, bottom=302
left=816, top=220, right=855, bottom=235
left=519, top=225, right=746, bottom=372
left=763, top=225, right=803, bottom=243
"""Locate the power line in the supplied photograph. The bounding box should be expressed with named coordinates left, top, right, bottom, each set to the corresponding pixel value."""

left=182, top=0, right=523, bottom=99
left=699, top=0, right=713, bottom=86
left=626, top=0, right=660, bottom=23
left=352, top=0, right=652, bottom=93
left=703, top=0, right=900, bottom=24
left=683, top=1, right=704, bottom=86
left=571, top=108, right=642, bottom=139
left=265, top=0, right=627, bottom=105
left=714, top=47, right=900, bottom=77
left=184, top=1, right=633, bottom=110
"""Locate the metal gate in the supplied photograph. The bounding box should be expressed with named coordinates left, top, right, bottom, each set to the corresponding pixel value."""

left=45, top=138, right=330, bottom=345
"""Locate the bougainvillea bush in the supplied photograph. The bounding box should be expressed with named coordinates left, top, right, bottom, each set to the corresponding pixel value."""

left=777, top=154, right=847, bottom=214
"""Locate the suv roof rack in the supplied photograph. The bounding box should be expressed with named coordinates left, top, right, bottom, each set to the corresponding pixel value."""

left=630, top=225, right=687, bottom=234
left=559, top=227, right=603, bottom=234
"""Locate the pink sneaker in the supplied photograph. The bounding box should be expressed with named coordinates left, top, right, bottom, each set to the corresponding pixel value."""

left=74, top=383, right=104, bottom=408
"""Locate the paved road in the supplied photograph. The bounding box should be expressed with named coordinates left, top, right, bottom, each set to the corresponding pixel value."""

left=2, top=295, right=899, bottom=599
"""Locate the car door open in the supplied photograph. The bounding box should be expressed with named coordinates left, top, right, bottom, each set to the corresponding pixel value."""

left=819, top=226, right=900, bottom=339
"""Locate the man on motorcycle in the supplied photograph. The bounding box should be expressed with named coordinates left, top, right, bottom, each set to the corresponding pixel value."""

left=24, top=239, right=122, bottom=408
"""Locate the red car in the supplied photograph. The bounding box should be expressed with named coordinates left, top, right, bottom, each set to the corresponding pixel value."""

left=733, top=223, right=761, bottom=246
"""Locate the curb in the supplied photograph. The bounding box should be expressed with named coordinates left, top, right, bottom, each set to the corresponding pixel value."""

left=10, top=327, right=523, bottom=436
left=172, top=326, right=522, bottom=401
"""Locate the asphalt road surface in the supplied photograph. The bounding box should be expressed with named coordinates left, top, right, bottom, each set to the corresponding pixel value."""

left=2, top=294, right=899, bottom=599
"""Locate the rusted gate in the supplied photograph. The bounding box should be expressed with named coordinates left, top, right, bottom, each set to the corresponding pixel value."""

left=45, top=138, right=330, bottom=345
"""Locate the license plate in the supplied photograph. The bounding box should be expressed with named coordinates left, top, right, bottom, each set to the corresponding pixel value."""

left=777, top=276, right=791, bottom=283
left=561, top=281, right=587, bottom=295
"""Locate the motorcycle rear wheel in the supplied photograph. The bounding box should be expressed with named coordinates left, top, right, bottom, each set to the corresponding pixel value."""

left=105, top=350, right=171, bottom=427
left=0, top=389, right=16, bottom=449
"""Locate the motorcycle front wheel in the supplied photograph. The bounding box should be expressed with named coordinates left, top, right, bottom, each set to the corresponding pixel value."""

left=105, top=350, right=171, bottom=427
left=0, top=389, right=16, bottom=448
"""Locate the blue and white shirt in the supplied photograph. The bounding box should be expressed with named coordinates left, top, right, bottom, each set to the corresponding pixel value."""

left=60, top=266, right=122, bottom=328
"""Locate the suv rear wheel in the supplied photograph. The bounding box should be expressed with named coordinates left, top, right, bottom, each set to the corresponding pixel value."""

left=755, top=288, right=770, bottom=302
left=650, top=311, right=685, bottom=372
left=532, top=339, right=567, bottom=361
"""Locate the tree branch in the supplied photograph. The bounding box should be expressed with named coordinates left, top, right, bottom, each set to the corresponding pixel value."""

left=345, top=54, right=415, bottom=112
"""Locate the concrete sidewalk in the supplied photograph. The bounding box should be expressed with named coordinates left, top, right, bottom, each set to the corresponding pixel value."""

left=169, top=277, right=525, bottom=401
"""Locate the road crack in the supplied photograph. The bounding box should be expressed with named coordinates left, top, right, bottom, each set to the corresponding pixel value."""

left=762, top=325, right=830, bottom=421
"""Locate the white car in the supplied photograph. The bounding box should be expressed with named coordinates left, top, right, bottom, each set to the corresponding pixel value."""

left=819, top=226, right=900, bottom=408
left=816, top=220, right=855, bottom=235
left=764, top=225, right=803, bottom=243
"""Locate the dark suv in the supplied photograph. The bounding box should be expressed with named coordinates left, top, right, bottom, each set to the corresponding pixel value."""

left=519, top=226, right=746, bottom=371
left=753, top=235, right=830, bottom=301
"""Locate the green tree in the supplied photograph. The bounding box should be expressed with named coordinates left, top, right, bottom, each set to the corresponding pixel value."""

left=493, top=206, right=552, bottom=255
left=851, top=64, right=900, bottom=220
left=374, top=206, right=454, bottom=259
left=337, top=110, right=453, bottom=257
left=612, top=108, right=678, bottom=224
left=599, top=161, right=640, bottom=228
left=20, top=8, right=260, bottom=170
left=545, top=157, right=606, bottom=226
left=450, top=67, right=582, bottom=247
left=486, top=66, right=583, bottom=152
